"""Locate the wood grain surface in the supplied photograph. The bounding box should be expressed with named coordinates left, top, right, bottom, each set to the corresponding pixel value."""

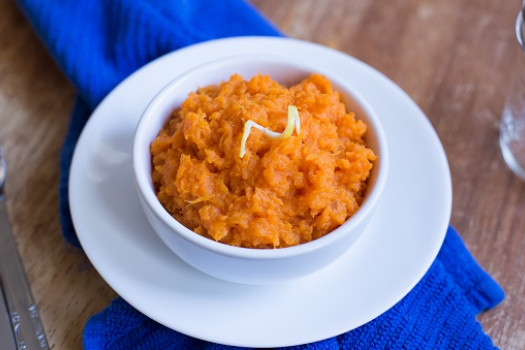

left=0, top=0, right=523, bottom=348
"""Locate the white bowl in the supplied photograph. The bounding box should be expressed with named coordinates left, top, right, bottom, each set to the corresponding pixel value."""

left=133, top=55, right=389, bottom=285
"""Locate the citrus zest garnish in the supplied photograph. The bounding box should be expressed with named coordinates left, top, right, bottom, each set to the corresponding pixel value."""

left=186, top=196, right=210, bottom=204
left=239, top=105, right=301, bottom=158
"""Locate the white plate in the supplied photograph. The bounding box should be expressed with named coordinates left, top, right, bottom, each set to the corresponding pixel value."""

left=69, top=37, right=452, bottom=348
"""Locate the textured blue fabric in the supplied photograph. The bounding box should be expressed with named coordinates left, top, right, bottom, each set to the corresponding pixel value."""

left=15, top=0, right=504, bottom=349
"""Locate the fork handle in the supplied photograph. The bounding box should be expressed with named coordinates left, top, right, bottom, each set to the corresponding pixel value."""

left=0, top=198, right=49, bottom=349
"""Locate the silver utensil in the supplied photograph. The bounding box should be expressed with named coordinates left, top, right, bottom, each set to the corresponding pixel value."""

left=0, top=145, right=49, bottom=349
left=0, top=283, right=16, bottom=349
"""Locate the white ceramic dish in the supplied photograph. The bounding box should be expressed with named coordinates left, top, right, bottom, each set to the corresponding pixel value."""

left=69, top=37, right=452, bottom=347
left=133, top=54, right=388, bottom=284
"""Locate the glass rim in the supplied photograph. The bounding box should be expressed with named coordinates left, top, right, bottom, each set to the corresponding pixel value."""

left=516, top=2, right=525, bottom=51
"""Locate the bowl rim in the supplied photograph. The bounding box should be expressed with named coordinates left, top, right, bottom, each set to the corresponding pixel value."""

left=132, top=54, right=389, bottom=260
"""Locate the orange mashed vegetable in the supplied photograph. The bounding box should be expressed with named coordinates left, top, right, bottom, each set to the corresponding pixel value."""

left=151, top=73, right=376, bottom=248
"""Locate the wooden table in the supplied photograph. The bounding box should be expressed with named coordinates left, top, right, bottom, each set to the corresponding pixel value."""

left=0, top=0, right=523, bottom=348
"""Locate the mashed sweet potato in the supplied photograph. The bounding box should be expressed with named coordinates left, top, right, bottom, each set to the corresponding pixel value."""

left=150, top=73, right=376, bottom=248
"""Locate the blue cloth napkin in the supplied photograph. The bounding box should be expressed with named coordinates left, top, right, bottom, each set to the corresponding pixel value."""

left=16, top=0, right=504, bottom=349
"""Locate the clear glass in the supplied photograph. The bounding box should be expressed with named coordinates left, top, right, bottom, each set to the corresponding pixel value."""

left=500, top=3, right=525, bottom=181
